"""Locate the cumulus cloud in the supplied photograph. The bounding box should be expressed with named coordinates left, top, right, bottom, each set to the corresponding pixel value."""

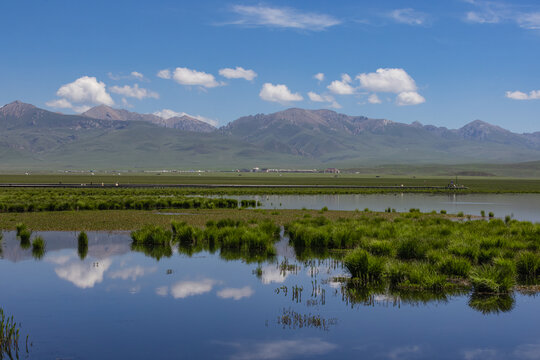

left=153, top=109, right=218, bottom=126
left=357, top=68, right=417, bottom=93
left=314, top=73, right=325, bottom=82
left=368, top=94, right=382, bottom=104
left=228, top=338, right=337, bottom=360
left=228, top=5, right=340, bottom=31
left=327, top=74, right=355, bottom=95
left=45, top=98, right=73, bottom=109
left=170, top=278, right=217, bottom=299
left=110, top=84, right=159, bottom=99
left=131, top=71, right=144, bottom=79
left=506, top=90, right=540, bottom=100
left=463, top=348, right=499, bottom=360
left=157, top=69, right=172, bottom=79
left=109, top=266, right=156, bottom=281
left=55, top=259, right=112, bottom=289
left=259, top=83, right=303, bottom=103
left=219, top=66, right=257, bottom=81
left=307, top=91, right=341, bottom=108
left=389, top=8, right=430, bottom=25
left=172, top=67, right=221, bottom=88
left=396, top=91, right=426, bottom=106
left=217, top=286, right=254, bottom=300
left=56, top=76, right=114, bottom=107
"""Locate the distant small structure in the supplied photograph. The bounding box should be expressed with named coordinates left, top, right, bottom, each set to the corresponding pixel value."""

left=325, top=168, right=340, bottom=174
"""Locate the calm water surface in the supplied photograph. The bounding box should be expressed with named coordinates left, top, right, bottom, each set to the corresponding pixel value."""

left=1, top=231, right=540, bottom=359
left=225, top=193, right=540, bottom=222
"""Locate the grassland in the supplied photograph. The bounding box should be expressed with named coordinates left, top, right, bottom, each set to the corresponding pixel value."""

left=0, top=172, right=539, bottom=193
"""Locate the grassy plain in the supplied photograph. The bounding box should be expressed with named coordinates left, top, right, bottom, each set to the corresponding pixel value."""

left=0, top=172, right=539, bottom=193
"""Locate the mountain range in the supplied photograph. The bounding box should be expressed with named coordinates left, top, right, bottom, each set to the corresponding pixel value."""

left=1, top=100, right=540, bottom=171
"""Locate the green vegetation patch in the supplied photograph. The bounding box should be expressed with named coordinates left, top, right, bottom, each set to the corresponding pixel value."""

left=286, top=215, right=540, bottom=294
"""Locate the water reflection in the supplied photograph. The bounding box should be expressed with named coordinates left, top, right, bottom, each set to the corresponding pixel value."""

left=1, top=230, right=540, bottom=359
left=54, top=258, right=112, bottom=289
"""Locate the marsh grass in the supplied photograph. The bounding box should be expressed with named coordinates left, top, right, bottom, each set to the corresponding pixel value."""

left=0, top=308, right=29, bottom=359
left=31, top=236, right=45, bottom=260
left=286, top=215, right=540, bottom=294
left=0, top=188, right=246, bottom=213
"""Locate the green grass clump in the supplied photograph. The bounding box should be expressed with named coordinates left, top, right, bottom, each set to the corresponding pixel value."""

left=344, top=248, right=385, bottom=281
left=438, top=257, right=471, bottom=278
left=15, top=223, right=27, bottom=236
left=131, top=225, right=172, bottom=245
left=515, top=252, right=540, bottom=282
left=31, top=236, right=46, bottom=259
left=397, top=238, right=427, bottom=260
left=470, top=259, right=515, bottom=293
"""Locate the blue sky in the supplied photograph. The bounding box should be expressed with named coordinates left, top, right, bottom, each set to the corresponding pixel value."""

left=0, top=0, right=538, bottom=132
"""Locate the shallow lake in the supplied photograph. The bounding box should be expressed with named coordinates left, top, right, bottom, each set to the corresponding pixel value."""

left=224, top=193, right=540, bottom=222
left=1, top=231, right=540, bottom=359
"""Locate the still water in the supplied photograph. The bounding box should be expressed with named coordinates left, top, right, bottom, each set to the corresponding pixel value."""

left=1, top=231, right=540, bottom=359
left=226, top=193, right=540, bottom=222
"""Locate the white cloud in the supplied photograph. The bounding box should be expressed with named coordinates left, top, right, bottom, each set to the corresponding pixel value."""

left=109, top=266, right=156, bottom=281
left=172, top=67, right=221, bottom=88
left=157, top=69, right=172, bottom=79
left=357, top=68, right=417, bottom=93
left=45, top=98, right=90, bottom=113
left=229, top=338, right=337, bottom=360
left=463, top=348, right=499, bottom=360
left=387, top=345, right=421, bottom=360
left=52, top=76, right=114, bottom=110
left=368, top=94, right=382, bottom=104
left=155, top=286, right=169, bottom=297
left=153, top=109, right=218, bottom=127
left=327, top=74, right=355, bottom=95
left=259, top=83, right=303, bottom=103
left=506, top=90, right=540, bottom=100
left=217, top=286, right=254, bottom=300
left=170, top=278, right=217, bottom=299
left=464, top=1, right=540, bottom=30
left=229, top=5, right=340, bottom=31
left=110, top=84, right=159, bottom=100
left=389, top=8, right=429, bottom=25
left=131, top=71, right=144, bottom=79
left=307, top=91, right=341, bottom=108
left=518, top=12, right=540, bottom=29
left=55, top=259, right=112, bottom=289
left=396, top=91, right=426, bottom=106
left=260, top=265, right=288, bottom=284
left=108, top=71, right=146, bottom=81
left=46, top=254, right=74, bottom=265
left=514, top=343, right=540, bottom=359
left=219, top=67, right=257, bottom=81
left=45, top=98, right=73, bottom=109
left=314, top=73, right=325, bottom=82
